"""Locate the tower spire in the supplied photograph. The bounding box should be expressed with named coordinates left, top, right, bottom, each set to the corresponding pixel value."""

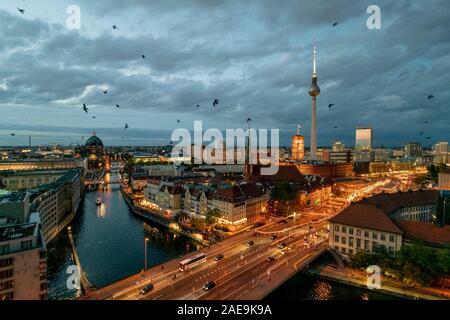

left=313, top=39, right=317, bottom=76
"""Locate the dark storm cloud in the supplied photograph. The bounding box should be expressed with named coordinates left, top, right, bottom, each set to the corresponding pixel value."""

left=0, top=0, right=449, bottom=147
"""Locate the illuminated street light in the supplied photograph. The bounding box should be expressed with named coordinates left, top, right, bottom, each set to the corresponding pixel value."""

left=144, top=237, right=149, bottom=270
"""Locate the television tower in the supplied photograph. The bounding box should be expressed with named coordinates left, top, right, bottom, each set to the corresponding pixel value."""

left=308, top=40, right=320, bottom=160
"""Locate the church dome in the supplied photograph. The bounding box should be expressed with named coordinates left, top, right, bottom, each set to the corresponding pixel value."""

left=85, top=131, right=103, bottom=147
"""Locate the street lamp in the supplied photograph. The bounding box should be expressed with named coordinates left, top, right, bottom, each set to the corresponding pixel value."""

left=144, top=237, right=149, bottom=271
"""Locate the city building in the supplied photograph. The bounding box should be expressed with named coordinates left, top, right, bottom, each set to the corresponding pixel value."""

left=433, top=142, right=449, bottom=164
left=183, top=187, right=213, bottom=219
left=83, top=131, right=107, bottom=169
left=332, top=141, right=345, bottom=152
left=0, top=220, right=47, bottom=300
left=322, top=149, right=352, bottom=164
left=28, top=169, right=83, bottom=244
left=0, top=191, right=30, bottom=223
left=354, top=127, right=373, bottom=163
left=212, top=182, right=268, bottom=230
left=291, top=126, right=305, bottom=161
left=404, top=142, right=422, bottom=158
left=0, top=169, right=69, bottom=191
left=0, top=158, right=87, bottom=173
left=329, top=190, right=439, bottom=259
left=372, top=148, right=393, bottom=162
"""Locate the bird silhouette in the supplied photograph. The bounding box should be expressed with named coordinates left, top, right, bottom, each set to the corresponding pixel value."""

left=196, top=104, right=200, bottom=108
left=328, top=104, right=334, bottom=109
left=112, top=25, right=119, bottom=30
left=177, top=119, right=181, bottom=123
left=92, top=116, right=96, bottom=119
left=427, top=95, right=434, bottom=100
left=142, top=55, right=146, bottom=59
left=10, top=133, right=16, bottom=136
left=81, top=136, right=84, bottom=140
left=82, top=104, right=88, bottom=113
left=332, top=22, right=339, bottom=27
left=419, top=131, right=424, bottom=135
left=426, top=137, right=431, bottom=140
left=424, top=120, right=429, bottom=124
left=103, top=90, right=108, bottom=94
left=124, top=123, right=129, bottom=129
left=115, top=104, right=120, bottom=108
left=17, top=8, right=25, bottom=14
left=334, top=126, right=339, bottom=129
left=213, top=99, right=219, bottom=107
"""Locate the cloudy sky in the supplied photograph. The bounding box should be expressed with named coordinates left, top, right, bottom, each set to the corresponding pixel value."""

left=0, top=0, right=449, bottom=147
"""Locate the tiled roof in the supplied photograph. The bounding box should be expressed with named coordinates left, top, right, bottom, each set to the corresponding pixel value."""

left=395, top=220, right=450, bottom=245
left=213, top=182, right=264, bottom=203
left=329, top=203, right=403, bottom=234
left=359, top=190, right=438, bottom=214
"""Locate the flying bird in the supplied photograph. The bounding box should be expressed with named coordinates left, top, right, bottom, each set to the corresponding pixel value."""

left=10, top=133, right=16, bottom=136
left=213, top=99, right=219, bottom=107
left=142, top=54, right=146, bottom=59
left=196, top=104, right=200, bottom=108
left=426, top=137, right=431, bottom=140
left=424, top=120, right=429, bottom=124
left=124, top=123, right=129, bottom=129
left=177, top=119, right=181, bottom=123
left=17, top=8, right=25, bottom=14
left=419, top=131, right=424, bottom=135
left=103, top=90, right=108, bottom=94
left=112, top=25, right=119, bottom=30
left=81, top=136, right=84, bottom=140
left=334, top=126, right=339, bottom=129
left=332, top=22, right=339, bottom=27
left=82, top=104, right=88, bottom=113
left=427, top=95, right=434, bottom=100
left=92, top=116, right=96, bottom=119
left=115, top=104, right=120, bottom=108
left=328, top=104, right=334, bottom=109
left=246, top=118, right=251, bottom=123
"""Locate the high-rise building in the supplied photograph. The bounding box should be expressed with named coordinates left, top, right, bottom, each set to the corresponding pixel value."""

left=433, top=142, right=449, bottom=164
left=308, top=41, right=320, bottom=160
left=354, top=127, right=373, bottom=163
left=355, top=127, right=373, bottom=151
left=404, top=142, right=421, bottom=158
left=291, top=125, right=304, bottom=161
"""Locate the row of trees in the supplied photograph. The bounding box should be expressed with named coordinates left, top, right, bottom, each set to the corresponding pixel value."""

left=350, top=243, right=450, bottom=287
left=414, top=163, right=447, bottom=187
left=173, top=208, right=222, bottom=232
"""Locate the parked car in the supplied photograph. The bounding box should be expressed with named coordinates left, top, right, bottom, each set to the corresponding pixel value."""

left=139, top=283, right=154, bottom=295
left=203, top=280, right=216, bottom=291
left=270, top=235, right=277, bottom=241
left=214, top=254, right=224, bottom=261
left=266, top=257, right=275, bottom=262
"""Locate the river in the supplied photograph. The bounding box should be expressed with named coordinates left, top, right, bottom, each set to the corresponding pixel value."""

left=47, top=181, right=199, bottom=300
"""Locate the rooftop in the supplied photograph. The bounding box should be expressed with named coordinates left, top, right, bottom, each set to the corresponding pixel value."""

left=0, top=222, right=38, bottom=242
left=395, top=220, right=450, bottom=246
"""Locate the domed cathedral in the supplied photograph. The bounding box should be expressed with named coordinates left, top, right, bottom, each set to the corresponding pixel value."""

left=84, top=131, right=107, bottom=169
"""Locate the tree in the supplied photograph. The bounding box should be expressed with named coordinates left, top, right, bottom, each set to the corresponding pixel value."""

left=174, top=211, right=189, bottom=224
left=270, top=182, right=299, bottom=216
left=204, top=208, right=222, bottom=231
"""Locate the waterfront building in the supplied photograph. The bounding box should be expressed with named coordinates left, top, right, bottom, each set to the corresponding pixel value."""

left=83, top=131, right=107, bottom=169
left=143, top=180, right=184, bottom=215
left=0, top=192, right=30, bottom=223
left=0, top=169, right=69, bottom=191
left=322, top=149, right=352, bottom=164
left=0, top=220, right=47, bottom=300
left=329, top=190, right=439, bottom=259
left=183, top=187, right=213, bottom=218
left=212, top=182, right=269, bottom=230
left=0, top=158, right=87, bottom=173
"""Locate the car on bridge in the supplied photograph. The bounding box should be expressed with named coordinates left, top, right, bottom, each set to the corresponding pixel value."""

left=266, top=257, right=275, bottom=262
left=247, top=241, right=254, bottom=247
left=214, top=254, right=224, bottom=261
left=270, top=235, right=277, bottom=241
left=203, top=280, right=216, bottom=291
left=278, top=242, right=286, bottom=249
left=139, top=283, right=154, bottom=295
